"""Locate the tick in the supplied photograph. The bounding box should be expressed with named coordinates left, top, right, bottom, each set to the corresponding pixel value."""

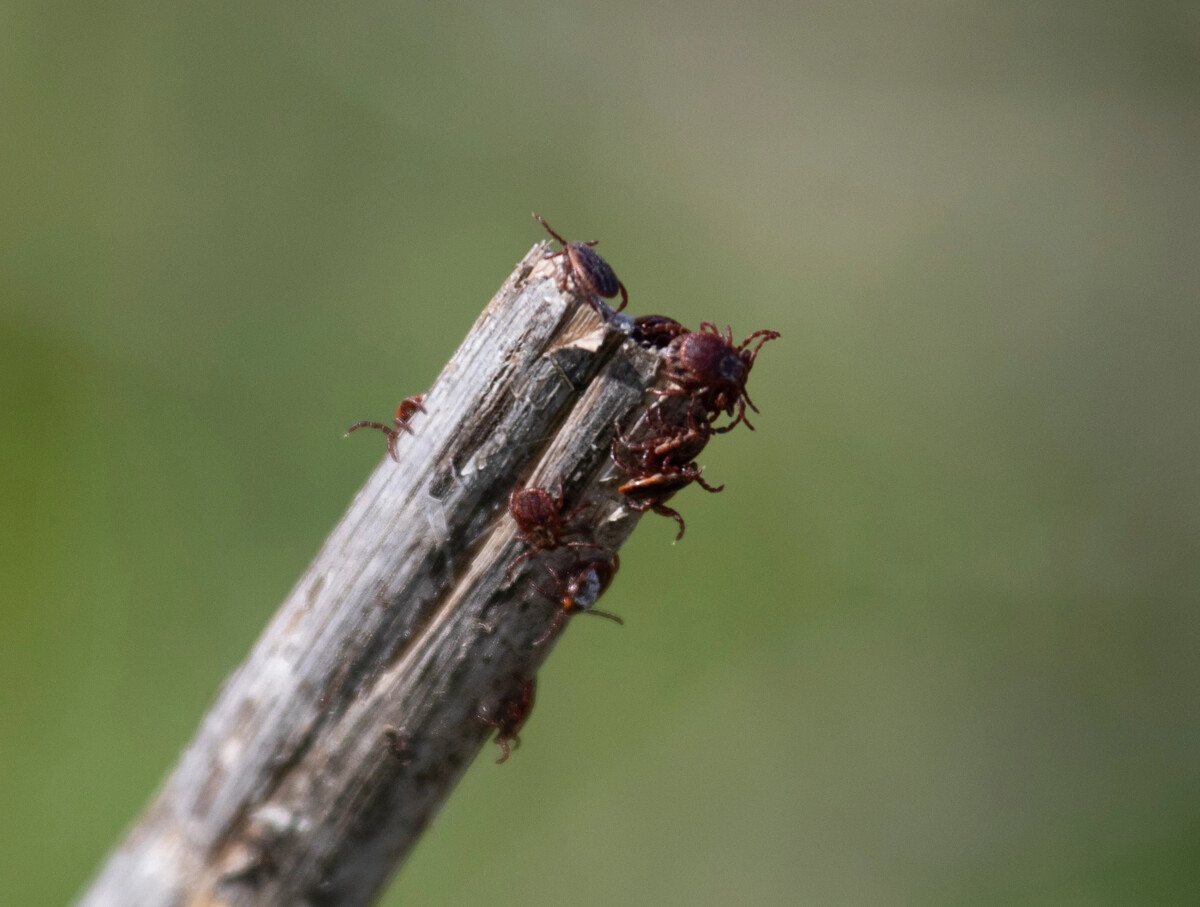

left=533, top=554, right=624, bottom=645
left=630, top=314, right=687, bottom=349
left=480, top=673, right=537, bottom=764
left=658, top=323, right=780, bottom=432
left=345, top=393, right=426, bottom=462
left=611, top=436, right=722, bottom=542
left=506, top=481, right=611, bottom=582
left=534, top=213, right=628, bottom=314
left=614, top=402, right=716, bottom=474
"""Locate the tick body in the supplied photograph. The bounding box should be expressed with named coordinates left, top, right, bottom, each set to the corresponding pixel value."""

left=534, top=554, right=624, bottom=645
left=613, top=468, right=694, bottom=541
left=533, top=213, right=628, bottom=314
left=506, top=480, right=610, bottom=582
left=480, top=673, right=537, bottom=764
left=346, top=393, right=426, bottom=462
left=658, top=323, right=780, bottom=432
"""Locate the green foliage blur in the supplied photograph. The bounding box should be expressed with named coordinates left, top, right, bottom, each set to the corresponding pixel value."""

left=4, top=2, right=1199, bottom=904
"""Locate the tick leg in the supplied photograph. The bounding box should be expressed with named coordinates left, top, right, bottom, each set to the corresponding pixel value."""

left=345, top=420, right=390, bottom=434
left=736, top=398, right=756, bottom=431
left=614, top=420, right=650, bottom=453
left=533, top=213, right=569, bottom=247
left=529, top=563, right=565, bottom=605
left=742, top=330, right=782, bottom=357
left=532, top=609, right=567, bottom=647
left=684, top=403, right=709, bottom=433
left=742, top=388, right=762, bottom=415
left=610, top=440, right=654, bottom=478
left=345, top=421, right=401, bottom=462
left=614, top=281, right=628, bottom=313
left=694, top=474, right=724, bottom=494
left=652, top=502, right=686, bottom=541
left=610, top=440, right=635, bottom=474
left=585, top=608, right=624, bottom=627
left=505, top=547, right=540, bottom=584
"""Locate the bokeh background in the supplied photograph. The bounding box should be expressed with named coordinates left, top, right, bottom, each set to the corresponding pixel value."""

left=4, top=2, right=1200, bottom=904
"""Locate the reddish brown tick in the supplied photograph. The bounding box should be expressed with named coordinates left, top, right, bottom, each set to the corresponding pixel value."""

left=506, top=480, right=611, bottom=582
left=614, top=403, right=718, bottom=475
left=610, top=450, right=716, bottom=542
left=533, top=213, right=628, bottom=314
left=480, top=673, right=537, bottom=764
left=610, top=406, right=724, bottom=542
left=658, top=323, right=780, bottom=432
left=346, top=393, right=426, bottom=462
left=533, top=554, right=624, bottom=645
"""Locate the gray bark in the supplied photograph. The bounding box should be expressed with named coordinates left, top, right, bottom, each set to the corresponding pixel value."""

left=78, top=244, right=676, bottom=907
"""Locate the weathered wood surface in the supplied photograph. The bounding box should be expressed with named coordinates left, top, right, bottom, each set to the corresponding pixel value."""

left=78, top=244, right=674, bottom=907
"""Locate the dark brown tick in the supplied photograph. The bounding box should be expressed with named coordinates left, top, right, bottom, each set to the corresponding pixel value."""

left=506, top=480, right=611, bottom=582
left=631, top=314, right=687, bottom=349
left=534, top=213, right=628, bottom=314
left=480, top=673, right=537, bottom=764
left=346, top=393, right=426, bottom=462
left=533, top=554, right=624, bottom=646
left=658, top=323, right=780, bottom=432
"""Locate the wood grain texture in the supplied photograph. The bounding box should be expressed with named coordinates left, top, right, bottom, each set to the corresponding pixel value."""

left=79, top=244, right=677, bottom=907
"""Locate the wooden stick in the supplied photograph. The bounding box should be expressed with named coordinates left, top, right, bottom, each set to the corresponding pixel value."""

left=77, top=245, right=672, bottom=907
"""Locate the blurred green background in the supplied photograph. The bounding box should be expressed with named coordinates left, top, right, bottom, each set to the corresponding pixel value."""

left=4, top=2, right=1199, bottom=904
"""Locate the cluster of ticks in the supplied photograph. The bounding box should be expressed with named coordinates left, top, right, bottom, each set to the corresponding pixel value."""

left=349, top=215, right=779, bottom=763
